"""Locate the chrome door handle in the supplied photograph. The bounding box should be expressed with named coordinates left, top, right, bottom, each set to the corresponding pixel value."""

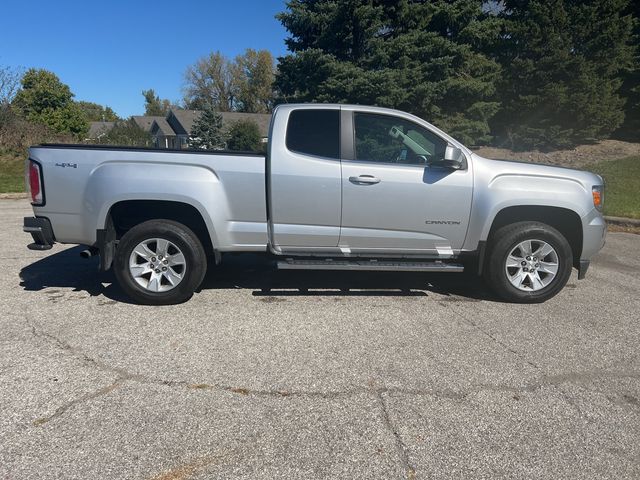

left=349, top=175, right=381, bottom=185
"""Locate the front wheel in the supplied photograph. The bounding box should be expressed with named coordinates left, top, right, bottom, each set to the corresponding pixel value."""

left=114, top=220, right=207, bottom=305
left=484, top=221, right=573, bottom=303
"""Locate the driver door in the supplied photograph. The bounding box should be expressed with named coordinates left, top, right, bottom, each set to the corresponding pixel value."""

left=339, top=111, right=473, bottom=256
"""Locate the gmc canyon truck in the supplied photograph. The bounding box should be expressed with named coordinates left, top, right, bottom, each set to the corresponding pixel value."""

left=23, top=104, right=606, bottom=305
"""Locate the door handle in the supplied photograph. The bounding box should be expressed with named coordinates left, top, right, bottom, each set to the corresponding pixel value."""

left=349, top=175, right=381, bottom=185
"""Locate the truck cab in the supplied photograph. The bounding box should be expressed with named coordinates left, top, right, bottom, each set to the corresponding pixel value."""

left=269, top=104, right=472, bottom=257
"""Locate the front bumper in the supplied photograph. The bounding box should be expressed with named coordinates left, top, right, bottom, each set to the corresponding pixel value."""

left=23, top=217, right=55, bottom=250
left=578, top=209, right=607, bottom=279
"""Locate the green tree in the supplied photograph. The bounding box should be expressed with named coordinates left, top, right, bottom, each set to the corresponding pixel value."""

left=76, top=100, right=119, bottom=122
left=237, top=49, right=275, bottom=113
left=183, top=52, right=242, bottom=111
left=142, top=89, right=173, bottom=116
left=189, top=105, right=226, bottom=149
left=183, top=49, right=275, bottom=113
left=12, top=68, right=88, bottom=136
left=227, top=119, right=262, bottom=151
left=493, top=0, right=635, bottom=149
left=94, top=118, right=151, bottom=146
left=276, top=0, right=501, bottom=145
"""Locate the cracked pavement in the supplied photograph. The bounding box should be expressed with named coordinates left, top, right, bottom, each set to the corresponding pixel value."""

left=1, top=199, right=639, bottom=479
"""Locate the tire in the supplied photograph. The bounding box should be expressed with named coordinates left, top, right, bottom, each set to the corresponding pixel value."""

left=484, top=221, right=572, bottom=303
left=114, top=220, right=207, bottom=305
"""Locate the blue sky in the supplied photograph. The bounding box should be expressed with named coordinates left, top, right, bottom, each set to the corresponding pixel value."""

left=0, top=0, right=289, bottom=117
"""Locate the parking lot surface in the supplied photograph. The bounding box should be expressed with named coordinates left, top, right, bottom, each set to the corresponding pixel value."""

left=1, top=199, right=639, bottom=479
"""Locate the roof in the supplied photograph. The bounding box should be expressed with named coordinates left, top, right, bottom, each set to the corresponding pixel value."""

left=132, top=115, right=165, bottom=132
left=168, top=109, right=272, bottom=137
left=150, top=118, right=176, bottom=137
left=169, top=109, right=201, bottom=135
left=220, top=111, right=272, bottom=137
left=87, top=121, right=115, bottom=139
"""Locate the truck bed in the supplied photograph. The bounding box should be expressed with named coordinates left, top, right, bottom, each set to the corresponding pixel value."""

left=29, top=144, right=268, bottom=250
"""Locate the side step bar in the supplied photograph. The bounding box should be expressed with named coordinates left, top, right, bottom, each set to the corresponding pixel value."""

left=277, top=258, right=464, bottom=272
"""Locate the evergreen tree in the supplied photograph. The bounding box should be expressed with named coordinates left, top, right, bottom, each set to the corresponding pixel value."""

left=616, top=1, right=640, bottom=140
left=493, top=0, right=635, bottom=149
left=276, top=0, right=501, bottom=145
left=189, top=105, right=226, bottom=149
left=227, top=119, right=262, bottom=151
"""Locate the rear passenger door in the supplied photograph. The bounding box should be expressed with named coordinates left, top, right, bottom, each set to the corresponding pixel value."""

left=269, top=107, right=343, bottom=252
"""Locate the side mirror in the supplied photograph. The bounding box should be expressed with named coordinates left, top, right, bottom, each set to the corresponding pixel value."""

left=427, top=144, right=464, bottom=169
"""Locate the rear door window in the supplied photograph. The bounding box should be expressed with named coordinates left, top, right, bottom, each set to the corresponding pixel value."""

left=286, top=109, right=340, bottom=159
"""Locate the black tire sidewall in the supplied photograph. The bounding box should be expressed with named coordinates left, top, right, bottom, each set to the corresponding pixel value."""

left=114, top=220, right=207, bottom=305
left=486, top=222, right=572, bottom=303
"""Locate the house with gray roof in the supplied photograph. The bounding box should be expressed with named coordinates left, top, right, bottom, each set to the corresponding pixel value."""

left=87, top=121, right=115, bottom=140
left=149, top=109, right=272, bottom=150
left=132, top=115, right=165, bottom=132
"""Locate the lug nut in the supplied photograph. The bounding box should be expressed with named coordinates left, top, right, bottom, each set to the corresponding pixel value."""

left=523, top=267, right=529, bottom=272
left=152, top=257, right=156, bottom=262
left=159, top=255, right=163, bottom=260
left=526, top=256, right=531, bottom=261
left=162, top=267, right=167, bottom=271
left=521, top=261, right=526, bottom=266
left=163, top=260, right=168, bottom=264
left=155, top=269, right=160, bottom=273
left=535, top=263, right=540, bottom=268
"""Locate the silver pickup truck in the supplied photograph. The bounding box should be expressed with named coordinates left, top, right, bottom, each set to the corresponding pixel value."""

left=23, top=104, right=606, bottom=304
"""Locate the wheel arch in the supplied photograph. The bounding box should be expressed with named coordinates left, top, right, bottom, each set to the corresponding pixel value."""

left=99, top=199, right=218, bottom=271
left=484, top=205, right=583, bottom=270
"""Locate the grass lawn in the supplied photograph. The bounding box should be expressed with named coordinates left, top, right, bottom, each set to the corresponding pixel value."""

left=586, top=156, right=640, bottom=219
left=0, top=150, right=25, bottom=193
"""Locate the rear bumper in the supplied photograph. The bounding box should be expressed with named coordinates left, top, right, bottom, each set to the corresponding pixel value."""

left=23, top=216, right=55, bottom=250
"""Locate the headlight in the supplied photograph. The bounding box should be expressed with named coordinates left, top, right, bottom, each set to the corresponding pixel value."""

left=592, top=185, right=604, bottom=212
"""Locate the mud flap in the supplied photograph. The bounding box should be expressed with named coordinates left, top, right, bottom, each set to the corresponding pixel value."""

left=97, top=215, right=116, bottom=271
left=577, top=259, right=590, bottom=280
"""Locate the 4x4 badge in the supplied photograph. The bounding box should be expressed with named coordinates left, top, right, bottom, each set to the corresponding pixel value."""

left=55, top=163, right=77, bottom=168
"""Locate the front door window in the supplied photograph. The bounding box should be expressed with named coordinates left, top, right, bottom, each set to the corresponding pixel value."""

left=354, top=113, right=446, bottom=165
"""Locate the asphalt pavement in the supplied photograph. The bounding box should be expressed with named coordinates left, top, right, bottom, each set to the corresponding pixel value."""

left=1, top=199, right=639, bottom=479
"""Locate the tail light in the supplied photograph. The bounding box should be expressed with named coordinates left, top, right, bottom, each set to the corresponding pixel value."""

left=28, top=159, right=44, bottom=206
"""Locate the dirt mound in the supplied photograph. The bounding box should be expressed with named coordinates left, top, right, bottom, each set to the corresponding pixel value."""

left=472, top=140, right=640, bottom=169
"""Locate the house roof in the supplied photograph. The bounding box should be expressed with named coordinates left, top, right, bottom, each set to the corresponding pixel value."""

left=132, top=115, right=165, bottom=132
left=168, top=109, right=272, bottom=137
left=220, top=111, right=272, bottom=137
left=150, top=118, right=176, bottom=137
left=169, top=109, right=201, bottom=135
left=87, top=121, right=115, bottom=139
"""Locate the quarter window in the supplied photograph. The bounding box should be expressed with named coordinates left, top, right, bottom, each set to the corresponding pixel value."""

left=286, top=109, right=340, bottom=159
left=354, top=113, right=446, bottom=165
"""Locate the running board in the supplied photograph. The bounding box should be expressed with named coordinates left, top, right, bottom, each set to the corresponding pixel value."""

left=277, top=259, right=464, bottom=272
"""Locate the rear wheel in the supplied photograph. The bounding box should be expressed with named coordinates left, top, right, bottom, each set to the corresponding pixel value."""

left=484, top=221, right=572, bottom=303
left=114, top=220, right=207, bottom=305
